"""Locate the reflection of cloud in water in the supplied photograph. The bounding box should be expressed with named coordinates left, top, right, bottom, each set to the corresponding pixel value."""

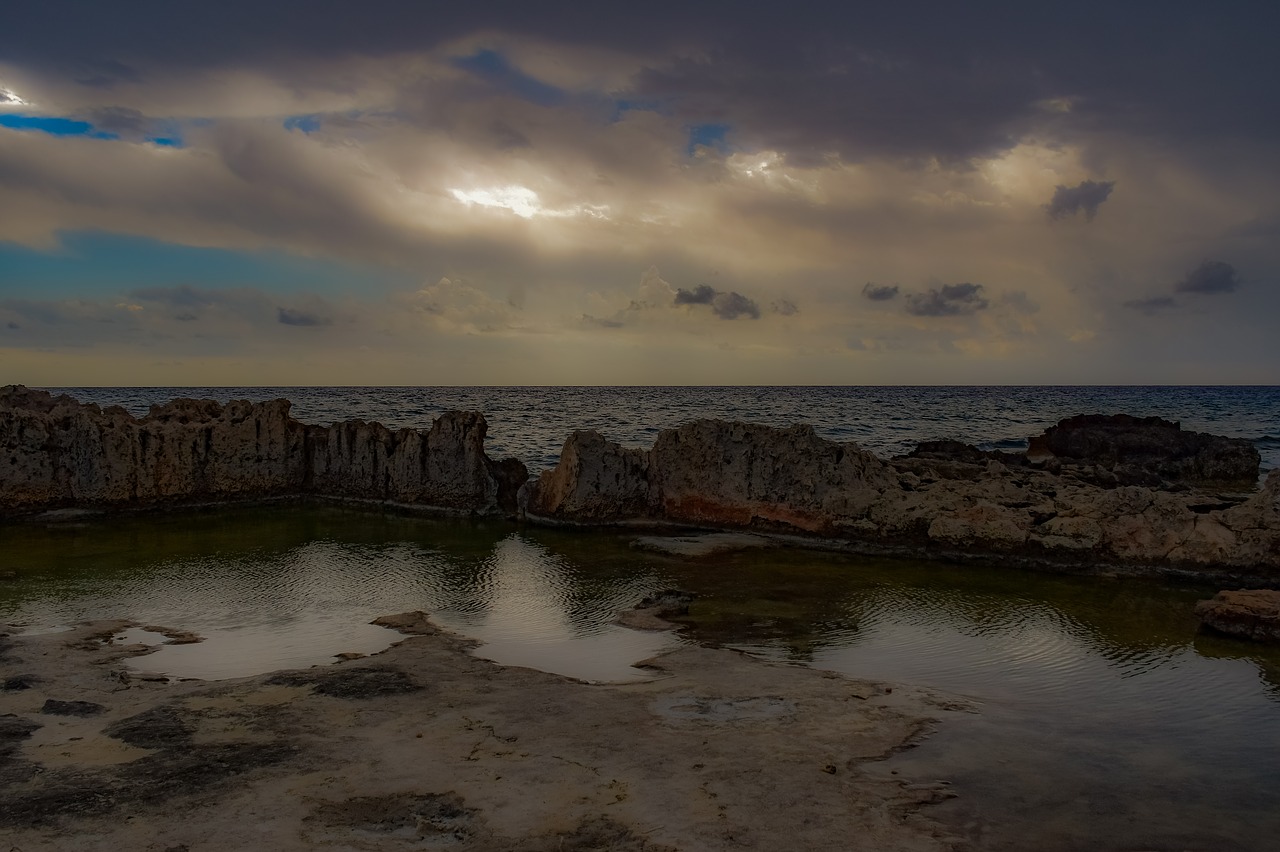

left=435, top=534, right=678, bottom=683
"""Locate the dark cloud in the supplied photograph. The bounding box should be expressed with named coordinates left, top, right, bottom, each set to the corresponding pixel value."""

left=277, top=306, right=331, bottom=326
left=905, top=282, right=988, bottom=317
left=73, top=58, right=144, bottom=89
left=1123, top=295, right=1178, bottom=314
left=771, top=299, right=798, bottom=316
left=674, top=284, right=717, bottom=305
left=862, top=283, right=899, bottom=301
left=674, top=284, right=759, bottom=320
left=1175, top=260, right=1242, bottom=295
left=1046, top=180, right=1115, bottom=221
left=3, top=4, right=1277, bottom=165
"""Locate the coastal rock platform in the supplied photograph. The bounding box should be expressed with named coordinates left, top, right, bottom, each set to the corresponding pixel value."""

left=524, top=419, right=1280, bottom=582
left=0, top=616, right=965, bottom=851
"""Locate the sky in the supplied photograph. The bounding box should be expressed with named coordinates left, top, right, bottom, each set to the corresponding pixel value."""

left=1, top=2, right=1278, bottom=386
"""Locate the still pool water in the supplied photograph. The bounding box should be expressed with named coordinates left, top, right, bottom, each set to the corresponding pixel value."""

left=2, top=504, right=1278, bottom=851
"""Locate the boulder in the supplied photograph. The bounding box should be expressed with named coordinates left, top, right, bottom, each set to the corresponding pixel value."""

left=1028, top=414, right=1259, bottom=489
left=1195, top=589, right=1280, bottom=643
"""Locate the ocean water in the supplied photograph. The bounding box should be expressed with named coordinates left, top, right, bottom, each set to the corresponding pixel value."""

left=44, top=385, right=1280, bottom=475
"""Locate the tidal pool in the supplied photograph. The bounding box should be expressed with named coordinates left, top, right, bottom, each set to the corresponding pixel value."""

left=2, top=504, right=1278, bottom=851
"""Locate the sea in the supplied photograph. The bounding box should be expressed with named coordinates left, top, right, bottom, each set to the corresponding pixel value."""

left=43, top=385, right=1280, bottom=475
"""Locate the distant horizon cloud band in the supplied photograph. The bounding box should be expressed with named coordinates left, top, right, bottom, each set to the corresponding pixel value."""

left=1, top=2, right=1277, bottom=385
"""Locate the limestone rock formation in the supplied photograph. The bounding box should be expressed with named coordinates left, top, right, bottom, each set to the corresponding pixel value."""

left=1195, top=589, right=1280, bottom=643
left=526, top=420, right=898, bottom=534
left=524, top=418, right=1280, bottom=579
left=1028, top=414, right=1259, bottom=489
left=0, top=386, right=525, bottom=516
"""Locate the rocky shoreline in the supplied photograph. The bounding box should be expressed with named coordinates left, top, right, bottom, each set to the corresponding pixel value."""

left=4, top=385, right=1279, bottom=585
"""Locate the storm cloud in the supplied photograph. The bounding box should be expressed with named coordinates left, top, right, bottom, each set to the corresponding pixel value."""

left=1175, top=260, right=1242, bottom=295
left=905, top=283, right=989, bottom=317
left=674, top=285, right=761, bottom=320
left=862, top=283, right=900, bottom=302
left=1046, top=180, right=1115, bottom=221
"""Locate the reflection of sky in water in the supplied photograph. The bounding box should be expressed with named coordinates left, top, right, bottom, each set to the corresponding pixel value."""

left=430, top=535, right=676, bottom=682
left=3, top=529, right=677, bottom=683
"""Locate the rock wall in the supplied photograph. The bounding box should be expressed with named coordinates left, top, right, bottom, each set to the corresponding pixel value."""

left=0, top=386, right=525, bottom=516
left=524, top=420, right=1280, bottom=579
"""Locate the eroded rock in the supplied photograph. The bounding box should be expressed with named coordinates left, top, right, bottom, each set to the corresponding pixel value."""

left=1195, top=589, right=1280, bottom=643
left=525, top=420, right=1280, bottom=579
left=0, top=386, right=527, bottom=516
left=1029, top=413, right=1260, bottom=489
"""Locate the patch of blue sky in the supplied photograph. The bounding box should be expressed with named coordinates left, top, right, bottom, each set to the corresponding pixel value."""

left=0, top=114, right=118, bottom=139
left=284, top=114, right=323, bottom=134
left=0, top=112, right=187, bottom=147
left=686, top=123, right=731, bottom=155
left=0, top=232, right=416, bottom=298
left=453, top=49, right=566, bottom=107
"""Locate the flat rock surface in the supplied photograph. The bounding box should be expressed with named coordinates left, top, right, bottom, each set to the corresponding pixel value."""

left=1195, top=589, right=1280, bottom=643
left=0, top=616, right=967, bottom=851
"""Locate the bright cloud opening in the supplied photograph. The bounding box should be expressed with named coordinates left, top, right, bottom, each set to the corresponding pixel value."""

left=0, top=87, right=29, bottom=108
left=450, top=185, right=543, bottom=218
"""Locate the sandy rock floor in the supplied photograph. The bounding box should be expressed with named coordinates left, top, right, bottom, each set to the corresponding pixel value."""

left=1, top=613, right=969, bottom=851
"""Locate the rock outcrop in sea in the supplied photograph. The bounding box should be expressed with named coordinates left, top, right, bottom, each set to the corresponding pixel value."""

left=0, top=386, right=525, bottom=516
left=523, top=417, right=1280, bottom=580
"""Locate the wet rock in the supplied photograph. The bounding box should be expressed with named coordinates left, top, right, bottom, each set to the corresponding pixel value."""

left=1195, top=589, right=1280, bottom=643
left=372, top=611, right=439, bottom=635
left=0, top=713, right=40, bottom=752
left=617, top=590, right=696, bottom=631
left=104, top=705, right=194, bottom=749
left=0, top=386, right=526, bottom=516
left=265, top=666, right=423, bottom=699
left=307, top=791, right=478, bottom=842
left=1028, top=414, right=1260, bottom=489
left=41, top=699, right=106, bottom=717
left=2, top=675, right=39, bottom=691
left=1, top=741, right=299, bottom=828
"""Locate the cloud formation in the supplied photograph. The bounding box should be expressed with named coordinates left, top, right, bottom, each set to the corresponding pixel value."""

left=905, top=283, right=989, bottom=317
left=674, top=284, right=761, bottom=320
left=862, top=283, right=900, bottom=301
left=1046, top=180, right=1115, bottom=221
left=1175, top=260, right=1242, bottom=294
